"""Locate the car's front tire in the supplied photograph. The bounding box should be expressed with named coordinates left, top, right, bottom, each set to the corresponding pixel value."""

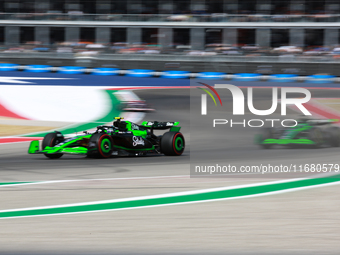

left=326, top=126, right=340, bottom=147
left=260, top=128, right=274, bottom=149
left=308, top=127, right=324, bottom=148
left=87, top=133, right=114, bottom=158
left=42, top=132, right=64, bottom=159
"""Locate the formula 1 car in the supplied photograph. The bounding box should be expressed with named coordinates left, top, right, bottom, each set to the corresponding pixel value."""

left=28, top=117, right=185, bottom=158
left=255, top=119, right=340, bottom=149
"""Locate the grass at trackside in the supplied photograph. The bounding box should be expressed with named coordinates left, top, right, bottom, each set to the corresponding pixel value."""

left=0, top=124, right=57, bottom=137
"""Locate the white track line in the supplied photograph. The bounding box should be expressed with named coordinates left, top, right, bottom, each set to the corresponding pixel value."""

left=1, top=170, right=335, bottom=188
left=0, top=175, right=189, bottom=187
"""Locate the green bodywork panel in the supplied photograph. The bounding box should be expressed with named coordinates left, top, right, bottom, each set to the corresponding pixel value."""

left=29, top=135, right=92, bottom=155
left=28, top=140, right=40, bottom=154
left=255, top=123, right=317, bottom=145
left=41, top=146, right=61, bottom=154
left=59, top=147, right=88, bottom=154
left=170, top=126, right=181, bottom=132
left=120, top=121, right=147, bottom=138
left=42, top=146, right=88, bottom=154
left=262, top=139, right=315, bottom=145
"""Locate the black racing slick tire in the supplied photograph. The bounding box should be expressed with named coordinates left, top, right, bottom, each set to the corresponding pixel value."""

left=260, top=128, right=274, bottom=149
left=161, top=132, right=185, bottom=156
left=308, top=127, right=324, bottom=148
left=42, top=132, right=64, bottom=159
left=326, top=127, right=340, bottom=147
left=87, top=133, right=114, bottom=158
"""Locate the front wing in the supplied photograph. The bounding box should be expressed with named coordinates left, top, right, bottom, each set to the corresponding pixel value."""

left=254, top=135, right=316, bottom=145
left=28, top=140, right=88, bottom=155
left=261, top=138, right=315, bottom=145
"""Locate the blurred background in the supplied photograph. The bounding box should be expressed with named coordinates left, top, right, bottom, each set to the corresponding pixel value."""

left=1, top=0, right=340, bottom=75
left=2, top=2, right=340, bottom=255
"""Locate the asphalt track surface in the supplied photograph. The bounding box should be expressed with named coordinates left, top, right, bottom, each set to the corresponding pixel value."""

left=1, top=87, right=340, bottom=254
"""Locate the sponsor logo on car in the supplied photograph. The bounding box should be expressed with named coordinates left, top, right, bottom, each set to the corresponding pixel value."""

left=132, top=136, right=145, bottom=146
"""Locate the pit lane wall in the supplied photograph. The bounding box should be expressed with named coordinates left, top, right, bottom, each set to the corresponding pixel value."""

left=0, top=63, right=339, bottom=83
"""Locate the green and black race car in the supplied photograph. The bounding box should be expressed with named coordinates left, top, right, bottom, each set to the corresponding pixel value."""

left=28, top=117, right=185, bottom=159
left=255, top=119, right=340, bottom=149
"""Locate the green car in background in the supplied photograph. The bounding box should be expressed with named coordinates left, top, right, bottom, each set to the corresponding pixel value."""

left=255, top=119, right=340, bottom=149
left=28, top=117, right=185, bottom=159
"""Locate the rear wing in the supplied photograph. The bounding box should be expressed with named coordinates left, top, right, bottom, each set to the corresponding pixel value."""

left=141, top=121, right=181, bottom=132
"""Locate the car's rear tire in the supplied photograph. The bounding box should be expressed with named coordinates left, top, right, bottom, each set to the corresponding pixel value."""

left=42, top=132, right=64, bottom=159
left=87, top=133, right=114, bottom=158
left=260, top=128, right=274, bottom=149
left=327, top=126, right=340, bottom=147
left=161, top=132, right=185, bottom=156
left=308, top=127, right=324, bottom=148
